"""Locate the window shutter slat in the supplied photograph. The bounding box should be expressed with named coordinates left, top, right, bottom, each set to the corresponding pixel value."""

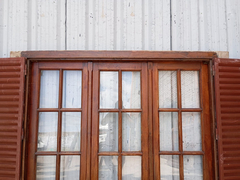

left=0, top=58, right=25, bottom=180
left=214, top=58, right=240, bottom=180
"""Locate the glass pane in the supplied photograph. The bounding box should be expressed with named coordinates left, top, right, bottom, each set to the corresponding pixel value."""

left=184, top=155, right=203, bottom=180
left=122, top=156, right=141, bottom=180
left=181, top=71, right=200, bottom=108
left=160, top=112, right=178, bottom=151
left=159, top=71, right=177, bottom=108
left=62, top=70, right=82, bottom=108
left=122, top=71, right=141, bottom=109
left=61, top=112, right=81, bottom=151
left=99, top=156, right=118, bottom=180
left=40, top=70, right=59, bottom=108
left=122, top=113, right=141, bottom=151
left=160, top=155, right=179, bottom=180
left=182, top=112, right=202, bottom=151
left=60, top=155, right=80, bottom=180
left=100, top=71, right=118, bottom=109
left=36, top=156, right=56, bottom=180
left=38, top=112, right=58, bottom=151
left=99, top=113, right=118, bottom=152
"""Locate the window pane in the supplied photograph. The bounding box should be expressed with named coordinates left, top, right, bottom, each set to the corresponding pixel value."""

left=38, top=112, right=58, bottom=151
left=122, top=71, right=141, bottom=109
left=122, top=113, right=141, bottom=151
left=159, top=71, right=177, bottom=108
left=62, top=70, right=82, bottom=108
left=99, top=113, right=118, bottom=152
left=184, top=155, right=203, bottom=180
left=182, top=112, right=202, bottom=151
left=100, top=71, right=118, bottom=109
left=61, top=112, right=81, bottom=151
left=160, top=112, right=178, bottom=151
left=99, top=156, right=118, bottom=180
left=181, top=71, right=200, bottom=108
left=160, top=155, right=179, bottom=180
left=60, top=155, right=80, bottom=180
left=122, top=156, right=141, bottom=180
left=40, top=70, right=59, bottom=108
left=36, top=156, right=56, bottom=180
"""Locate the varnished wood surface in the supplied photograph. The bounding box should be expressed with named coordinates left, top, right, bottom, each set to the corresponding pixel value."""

left=91, top=62, right=149, bottom=179
left=21, top=50, right=217, bottom=60
left=27, top=62, right=88, bottom=180
left=152, top=62, right=214, bottom=180
left=26, top=58, right=215, bottom=179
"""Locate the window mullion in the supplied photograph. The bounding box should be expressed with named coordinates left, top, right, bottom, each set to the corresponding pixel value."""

left=177, top=69, right=184, bottom=180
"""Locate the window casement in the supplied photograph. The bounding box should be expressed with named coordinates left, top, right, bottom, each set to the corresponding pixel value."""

left=152, top=62, right=214, bottom=179
left=6, top=51, right=240, bottom=180
left=27, top=62, right=88, bottom=179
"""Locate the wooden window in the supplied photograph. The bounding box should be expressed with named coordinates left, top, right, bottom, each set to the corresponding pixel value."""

left=153, top=62, right=214, bottom=180
left=91, top=63, right=148, bottom=179
left=27, top=62, right=88, bottom=179
left=24, top=51, right=216, bottom=180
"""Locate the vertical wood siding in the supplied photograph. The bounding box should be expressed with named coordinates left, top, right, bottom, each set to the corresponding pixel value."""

left=0, top=0, right=240, bottom=58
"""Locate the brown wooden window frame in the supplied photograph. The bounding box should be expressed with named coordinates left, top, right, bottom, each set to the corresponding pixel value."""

left=152, top=61, right=214, bottom=179
left=22, top=51, right=217, bottom=180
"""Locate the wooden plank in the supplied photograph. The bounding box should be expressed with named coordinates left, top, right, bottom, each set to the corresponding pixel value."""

left=152, top=64, right=159, bottom=179
left=147, top=62, right=153, bottom=179
left=21, top=50, right=217, bottom=59
left=201, top=62, right=215, bottom=180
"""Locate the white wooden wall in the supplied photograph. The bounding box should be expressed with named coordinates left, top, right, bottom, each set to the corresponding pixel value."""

left=0, top=0, right=240, bottom=58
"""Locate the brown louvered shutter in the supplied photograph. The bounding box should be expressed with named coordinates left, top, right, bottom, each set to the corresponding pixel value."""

left=214, top=58, right=240, bottom=180
left=0, top=58, right=25, bottom=180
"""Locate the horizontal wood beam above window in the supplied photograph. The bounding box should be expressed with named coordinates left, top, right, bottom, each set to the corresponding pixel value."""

left=21, top=50, right=217, bottom=60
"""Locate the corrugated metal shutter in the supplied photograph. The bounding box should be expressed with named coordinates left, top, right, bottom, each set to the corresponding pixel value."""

left=214, top=58, right=240, bottom=180
left=0, top=58, right=25, bottom=180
